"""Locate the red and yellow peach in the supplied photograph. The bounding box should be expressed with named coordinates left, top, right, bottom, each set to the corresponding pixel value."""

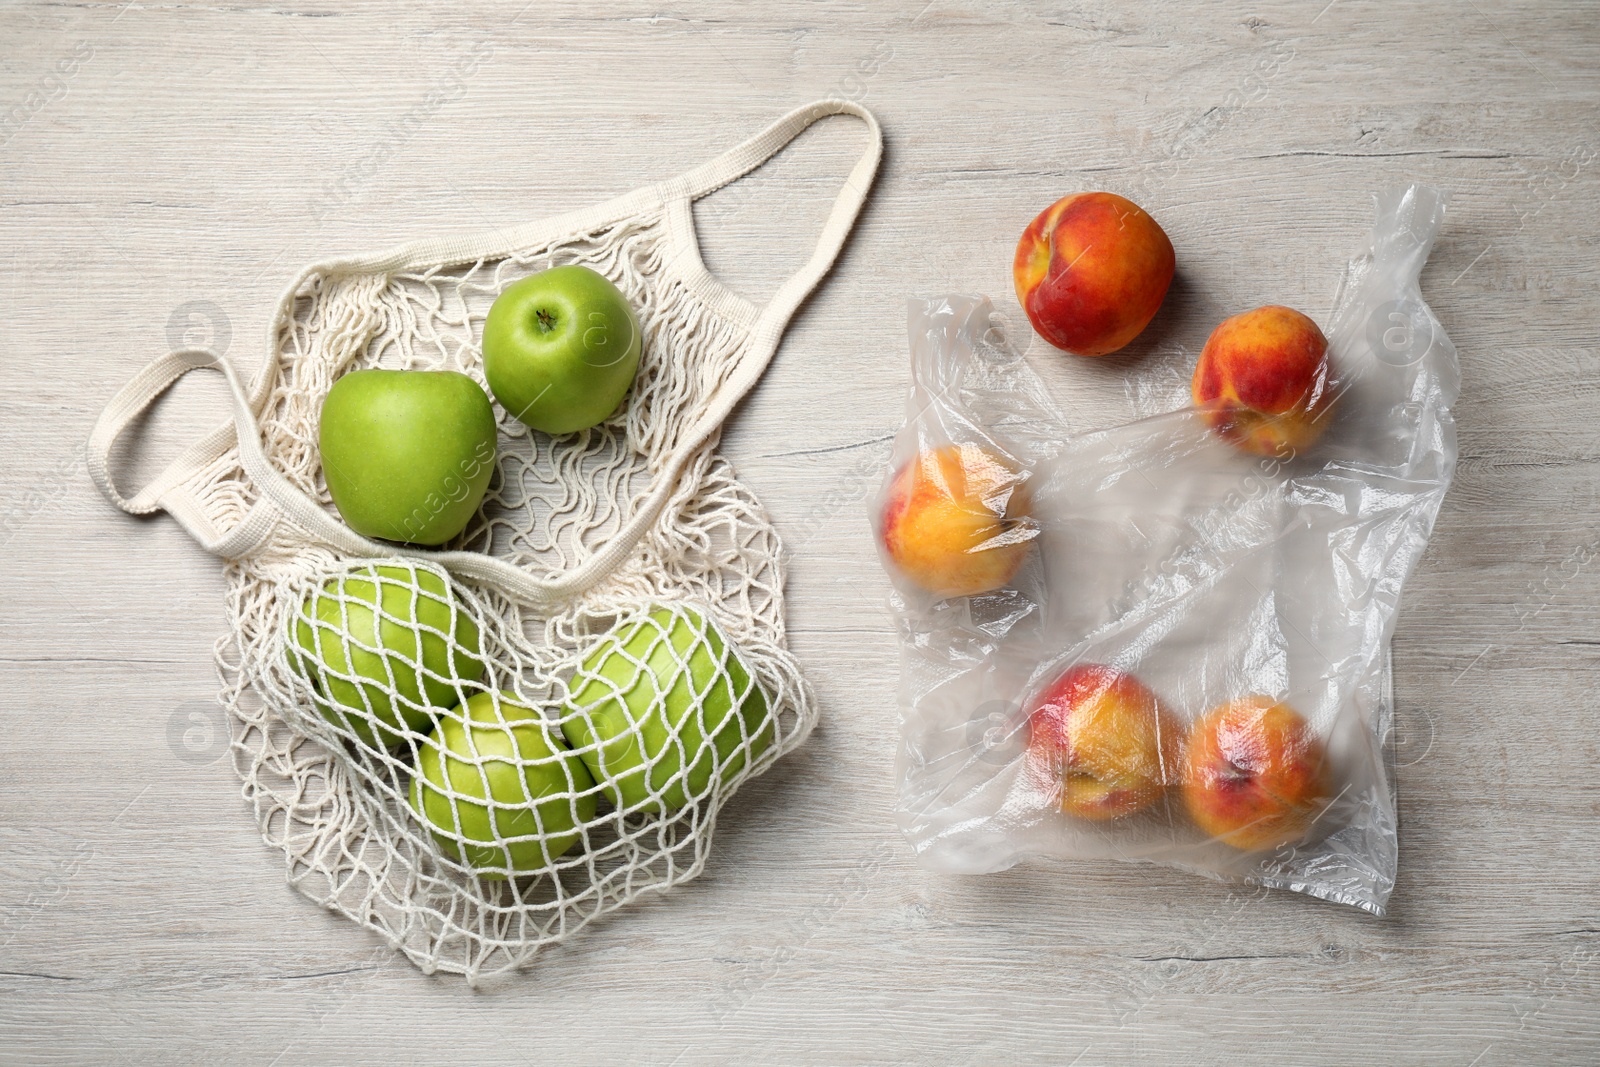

left=1026, top=663, right=1183, bottom=821
left=1013, top=192, right=1176, bottom=357
left=1191, top=305, right=1333, bottom=457
left=879, top=443, right=1034, bottom=599
left=1180, top=696, right=1332, bottom=851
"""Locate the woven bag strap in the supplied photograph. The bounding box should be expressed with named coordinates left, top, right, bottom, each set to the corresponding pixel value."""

left=87, top=100, right=882, bottom=610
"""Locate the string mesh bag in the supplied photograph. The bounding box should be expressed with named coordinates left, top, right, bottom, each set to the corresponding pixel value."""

left=87, top=100, right=882, bottom=981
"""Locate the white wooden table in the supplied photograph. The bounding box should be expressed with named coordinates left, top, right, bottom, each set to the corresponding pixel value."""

left=2, top=2, right=1597, bottom=1063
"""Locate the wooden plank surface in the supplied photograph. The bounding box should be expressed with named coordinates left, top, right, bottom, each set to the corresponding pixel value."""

left=1, top=1, right=1597, bottom=1063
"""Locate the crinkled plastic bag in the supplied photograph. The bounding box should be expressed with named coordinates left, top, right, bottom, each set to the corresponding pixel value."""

left=874, top=185, right=1457, bottom=914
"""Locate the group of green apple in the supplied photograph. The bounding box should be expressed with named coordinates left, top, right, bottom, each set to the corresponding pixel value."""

left=289, top=566, right=773, bottom=880
left=318, top=264, right=642, bottom=547
left=299, top=266, right=773, bottom=879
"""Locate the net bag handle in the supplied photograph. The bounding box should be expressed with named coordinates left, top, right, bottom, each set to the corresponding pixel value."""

left=86, top=347, right=286, bottom=559
left=87, top=100, right=883, bottom=612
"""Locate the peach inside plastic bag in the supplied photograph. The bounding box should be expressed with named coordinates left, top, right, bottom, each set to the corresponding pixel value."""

left=878, top=185, right=1457, bottom=914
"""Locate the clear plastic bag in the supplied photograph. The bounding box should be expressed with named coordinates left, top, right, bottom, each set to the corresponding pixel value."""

left=874, top=185, right=1457, bottom=914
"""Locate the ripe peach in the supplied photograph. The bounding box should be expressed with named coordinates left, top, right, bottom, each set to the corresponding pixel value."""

left=1191, top=305, right=1333, bottom=457
left=1025, top=663, right=1183, bottom=821
left=1013, top=192, right=1175, bottom=357
left=879, top=443, right=1035, bottom=599
left=1180, top=696, right=1332, bottom=851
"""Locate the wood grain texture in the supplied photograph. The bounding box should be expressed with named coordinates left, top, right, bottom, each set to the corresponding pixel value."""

left=1, top=0, right=1597, bottom=1063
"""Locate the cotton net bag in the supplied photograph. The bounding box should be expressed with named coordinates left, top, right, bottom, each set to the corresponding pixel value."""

left=88, top=99, right=882, bottom=981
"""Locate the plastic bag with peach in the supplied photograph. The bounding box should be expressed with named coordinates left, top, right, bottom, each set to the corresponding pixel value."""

left=872, top=186, right=1457, bottom=914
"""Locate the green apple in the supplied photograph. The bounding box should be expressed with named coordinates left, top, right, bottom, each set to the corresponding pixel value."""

left=482, top=265, right=642, bottom=434
left=560, top=605, right=773, bottom=814
left=288, top=564, right=483, bottom=750
left=319, top=369, right=498, bottom=546
left=410, top=691, right=598, bottom=879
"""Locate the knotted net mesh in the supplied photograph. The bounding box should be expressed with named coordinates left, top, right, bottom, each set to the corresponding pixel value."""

left=175, top=204, right=815, bottom=980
